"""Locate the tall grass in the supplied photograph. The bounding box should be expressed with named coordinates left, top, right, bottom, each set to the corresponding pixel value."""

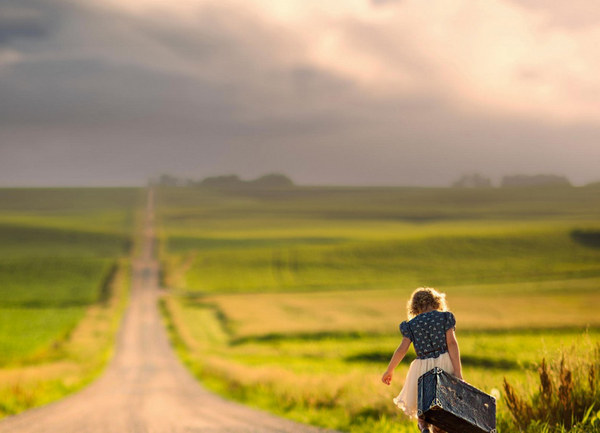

left=502, top=345, right=600, bottom=432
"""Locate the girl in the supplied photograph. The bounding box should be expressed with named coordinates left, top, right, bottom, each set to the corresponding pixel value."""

left=381, top=288, right=463, bottom=433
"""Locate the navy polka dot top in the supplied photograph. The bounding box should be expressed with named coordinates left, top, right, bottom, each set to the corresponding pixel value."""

left=400, top=310, right=456, bottom=359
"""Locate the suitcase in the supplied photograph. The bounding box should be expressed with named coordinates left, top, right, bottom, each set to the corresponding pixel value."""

left=418, top=368, right=496, bottom=433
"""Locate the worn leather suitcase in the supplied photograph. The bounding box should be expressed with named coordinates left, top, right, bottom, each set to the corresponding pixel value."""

left=418, top=367, right=496, bottom=433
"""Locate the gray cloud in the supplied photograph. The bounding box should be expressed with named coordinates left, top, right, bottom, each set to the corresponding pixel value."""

left=0, top=0, right=599, bottom=187
left=0, top=2, right=53, bottom=44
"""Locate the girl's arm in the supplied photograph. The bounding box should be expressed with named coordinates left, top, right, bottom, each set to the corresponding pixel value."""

left=381, top=337, right=411, bottom=385
left=446, top=328, right=463, bottom=380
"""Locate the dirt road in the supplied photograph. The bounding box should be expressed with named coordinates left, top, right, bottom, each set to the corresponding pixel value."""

left=0, top=190, right=334, bottom=433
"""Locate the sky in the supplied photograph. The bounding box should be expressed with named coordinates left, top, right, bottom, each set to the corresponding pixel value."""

left=1, top=0, right=599, bottom=187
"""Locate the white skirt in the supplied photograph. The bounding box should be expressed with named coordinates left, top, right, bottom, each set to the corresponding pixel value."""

left=393, top=352, right=455, bottom=419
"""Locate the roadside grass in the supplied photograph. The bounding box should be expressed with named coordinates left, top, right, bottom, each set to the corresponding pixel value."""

left=162, top=292, right=599, bottom=433
left=0, top=307, right=86, bottom=365
left=0, top=188, right=140, bottom=418
left=156, top=185, right=600, bottom=432
left=0, top=259, right=130, bottom=417
left=500, top=344, right=600, bottom=432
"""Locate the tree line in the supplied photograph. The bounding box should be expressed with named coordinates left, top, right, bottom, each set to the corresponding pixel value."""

left=151, top=173, right=294, bottom=188
left=452, top=173, right=576, bottom=188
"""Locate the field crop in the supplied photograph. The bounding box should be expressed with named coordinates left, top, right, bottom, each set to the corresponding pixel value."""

left=163, top=230, right=600, bottom=294
left=156, top=185, right=600, bottom=433
left=185, top=279, right=600, bottom=340
left=157, top=185, right=600, bottom=295
left=0, top=188, right=140, bottom=416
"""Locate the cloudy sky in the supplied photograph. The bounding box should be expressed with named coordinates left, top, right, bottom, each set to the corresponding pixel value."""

left=1, top=0, right=599, bottom=186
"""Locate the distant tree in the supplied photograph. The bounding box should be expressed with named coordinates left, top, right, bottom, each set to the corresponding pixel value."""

left=248, top=173, right=294, bottom=188
left=200, top=175, right=244, bottom=188
left=452, top=173, right=493, bottom=188
left=194, top=173, right=295, bottom=189
left=155, top=174, right=181, bottom=186
left=501, top=174, right=571, bottom=188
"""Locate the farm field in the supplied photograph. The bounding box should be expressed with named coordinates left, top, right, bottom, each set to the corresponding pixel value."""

left=0, top=188, right=141, bottom=417
left=155, top=185, right=600, bottom=433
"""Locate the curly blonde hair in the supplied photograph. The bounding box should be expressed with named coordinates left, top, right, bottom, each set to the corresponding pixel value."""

left=407, top=287, right=448, bottom=319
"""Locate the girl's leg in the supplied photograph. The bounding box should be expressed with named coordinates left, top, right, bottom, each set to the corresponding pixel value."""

left=417, top=418, right=431, bottom=432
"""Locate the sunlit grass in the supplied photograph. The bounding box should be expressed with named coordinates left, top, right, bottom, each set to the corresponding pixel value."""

left=500, top=344, right=600, bottom=432
left=163, top=293, right=599, bottom=433
left=189, top=279, right=600, bottom=339
left=0, top=308, right=86, bottom=365
left=161, top=229, right=600, bottom=294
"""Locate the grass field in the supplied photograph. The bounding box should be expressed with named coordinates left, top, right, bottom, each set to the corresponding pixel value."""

left=0, top=188, right=140, bottom=417
left=156, top=185, right=600, bottom=433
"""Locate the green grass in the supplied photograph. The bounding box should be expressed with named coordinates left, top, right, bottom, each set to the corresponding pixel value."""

left=164, top=230, right=600, bottom=294
left=0, top=188, right=139, bottom=363
left=0, top=308, right=86, bottom=365
left=0, top=257, right=117, bottom=307
left=0, top=224, right=131, bottom=258
left=0, top=187, right=139, bottom=224
left=0, top=187, right=140, bottom=417
left=156, top=184, right=600, bottom=226
left=0, top=259, right=131, bottom=418
left=156, top=186, right=600, bottom=294
left=156, top=185, right=600, bottom=433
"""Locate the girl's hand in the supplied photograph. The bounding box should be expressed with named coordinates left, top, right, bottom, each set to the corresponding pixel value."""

left=381, top=370, right=393, bottom=385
